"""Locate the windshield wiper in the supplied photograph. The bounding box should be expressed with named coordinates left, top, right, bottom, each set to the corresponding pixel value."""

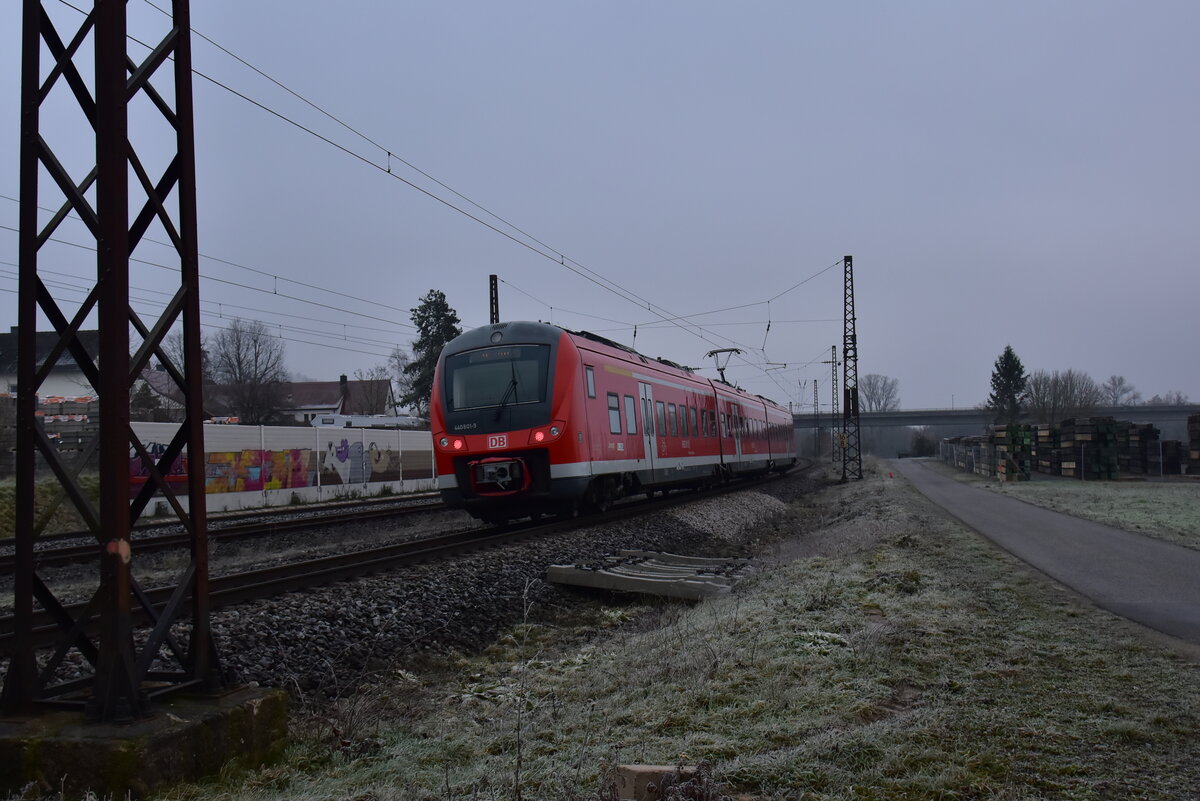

left=494, top=376, right=519, bottom=420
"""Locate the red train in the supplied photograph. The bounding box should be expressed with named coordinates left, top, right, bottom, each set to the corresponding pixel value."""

left=430, top=321, right=798, bottom=524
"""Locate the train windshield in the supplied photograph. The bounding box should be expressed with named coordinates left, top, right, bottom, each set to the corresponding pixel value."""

left=444, top=345, right=551, bottom=412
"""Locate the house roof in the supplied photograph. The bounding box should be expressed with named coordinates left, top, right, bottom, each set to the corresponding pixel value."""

left=140, top=374, right=392, bottom=417
left=0, top=327, right=101, bottom=375
left=284, top=379, right=393, bottom=414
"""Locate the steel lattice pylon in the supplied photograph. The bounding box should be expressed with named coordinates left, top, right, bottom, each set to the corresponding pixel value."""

left=841, top=255, right=863, bottom=480
left=3, top=0, right=222, bottom=721
left=489, top=274, right=500, bottom=325
left=822, top=346, right=839, bottom=464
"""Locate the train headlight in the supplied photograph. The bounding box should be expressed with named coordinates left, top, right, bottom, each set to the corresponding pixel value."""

left=439, top=437, right=449, bottom=448
left=528, top=420, right=567, bottom=445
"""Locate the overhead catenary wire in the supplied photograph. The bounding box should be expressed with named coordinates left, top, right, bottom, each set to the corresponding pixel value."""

left=0, top=266, right=403, bottom=357
left=0, top=195, right=421, bottom=327
left=104, top=9, right=805, bottom=375
left=35, top=0, right=843, bottom=404
left=0, top=223, right=417, bottom=331
left=0, top=276, right=397, bottom=360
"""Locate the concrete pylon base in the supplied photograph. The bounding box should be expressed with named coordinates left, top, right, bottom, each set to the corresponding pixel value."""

left=0, top=685, right=288, bottom=799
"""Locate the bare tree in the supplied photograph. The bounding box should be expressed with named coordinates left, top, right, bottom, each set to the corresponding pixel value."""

left=859, top=374, right=900, bottom=412
left=1024, top=368, right=1102, bottom=425
left=162, top=328, right=214, bottom=384
left=910, top=426, right=938, bottom=457
left=1100, top=375, right=1141, bottom=407
left=209, top=318, right=288, bottom=424
left=1146, top=390, right=1190, bottom=405
left=354, top=364, right=393, bottom=415
left=388, top=345, right=415, bottom=413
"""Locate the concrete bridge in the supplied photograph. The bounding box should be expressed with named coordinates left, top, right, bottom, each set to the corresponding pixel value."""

left=792, top=404, right=1200, bottom=430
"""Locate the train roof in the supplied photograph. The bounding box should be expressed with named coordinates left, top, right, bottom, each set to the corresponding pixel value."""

left=445, top=322, right=789, bottom=412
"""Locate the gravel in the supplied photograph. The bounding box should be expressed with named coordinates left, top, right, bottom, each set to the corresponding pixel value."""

left=5, top=469, right=826, bottom=700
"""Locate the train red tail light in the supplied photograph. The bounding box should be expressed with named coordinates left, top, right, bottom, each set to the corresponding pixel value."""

left=453, top=439, right=464, bottom=450
left=528, top=419, right=567, bottom=446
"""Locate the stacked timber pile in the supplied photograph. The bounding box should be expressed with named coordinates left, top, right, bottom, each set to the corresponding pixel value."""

left=949, top=435, right=987, bottom=474
left=944, top=436, right=971, bottom=471
left=988, top=424, right=1031, bottom=481
left=976, top=433, right=996, bottom=477
left=1032, top=424, right=1061, bottom=476
left=1190, top=414, right=1200, bottom=473
left=1005, top=423, right=1033, bottom=480
left=1147, top=439, right=1183, bottom=476
left=1117, top=422, right=1158, bottom=474
left=37, top=397, right=98, bottom=455
left=1060, top=417, right=1118, bottom=480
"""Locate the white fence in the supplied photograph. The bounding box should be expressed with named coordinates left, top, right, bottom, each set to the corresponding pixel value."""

left=131, top=422, right=435, bottom=512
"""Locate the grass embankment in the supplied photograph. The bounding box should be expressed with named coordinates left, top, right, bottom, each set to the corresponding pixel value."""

left=158, top=464, right=1200, bottom=801
left=0, top=474, right=101, bottom=540
left=924, top=458, right=1200, bottom=550
left=984, top=480, right=1200, bottom=550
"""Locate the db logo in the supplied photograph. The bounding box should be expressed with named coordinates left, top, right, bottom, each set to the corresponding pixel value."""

left=487, top=435, right=507, bottom=449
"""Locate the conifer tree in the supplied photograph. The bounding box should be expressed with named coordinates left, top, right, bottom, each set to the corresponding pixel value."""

left=987, top=345, right=1027, bottom=425
left=401, top=290, right=462, bottom=417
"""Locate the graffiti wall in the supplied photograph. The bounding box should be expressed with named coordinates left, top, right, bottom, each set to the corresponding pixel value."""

left=128, top=423, right=432, bottom=499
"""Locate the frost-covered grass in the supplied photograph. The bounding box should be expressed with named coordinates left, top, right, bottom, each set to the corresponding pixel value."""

left=0, top=474, right=102, bottom=539
left=149, top=466, right=1200, bottom=801
left=983, top=479, right=1200, bottom=550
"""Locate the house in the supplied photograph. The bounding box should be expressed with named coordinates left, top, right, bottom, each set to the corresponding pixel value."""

left=141, top=370, right=398, bottom=425
left=0, top=326, right=101, bottom=398
left=281, top=375, right=397, bottom=424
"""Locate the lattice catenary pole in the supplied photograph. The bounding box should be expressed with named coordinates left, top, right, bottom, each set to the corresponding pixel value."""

left=3, top=0, right=222, bottom=721
left=830, top=346, right=839, bottom=463
left=489, top=274, right=499, bottom=325
left=842, top=255, right=863, bottom=480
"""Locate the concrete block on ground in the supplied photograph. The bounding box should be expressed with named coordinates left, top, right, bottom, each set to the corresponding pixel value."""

left=614, top=764, right=697, bottom=800
left=0, top=685, right=287, bottom=799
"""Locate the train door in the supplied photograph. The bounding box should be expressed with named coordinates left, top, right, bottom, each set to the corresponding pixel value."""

left=728, top=401, right=743, bottom=462
left=638, top=382, right=657, bottom=477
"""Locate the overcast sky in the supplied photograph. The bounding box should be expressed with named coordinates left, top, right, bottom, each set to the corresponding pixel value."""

left=1, top=2, right=1197, bottom=411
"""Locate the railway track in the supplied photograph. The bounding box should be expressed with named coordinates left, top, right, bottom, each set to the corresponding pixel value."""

left=0, top=461, right=814, bottom=654
left=0, top=493, right=447, bottom=572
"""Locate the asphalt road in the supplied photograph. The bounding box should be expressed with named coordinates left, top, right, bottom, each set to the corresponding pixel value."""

left=893, top=458, right=1200, bottom=646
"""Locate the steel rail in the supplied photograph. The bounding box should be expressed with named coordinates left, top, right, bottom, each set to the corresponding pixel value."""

left=0, top=496, right=449, bottom=571
left=0, top=491, right=442, bottom=550
left=0, top=461, right=814, bottom=654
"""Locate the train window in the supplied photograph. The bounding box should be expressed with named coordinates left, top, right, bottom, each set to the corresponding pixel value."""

left=607, top=393, right=621, bottom=434
left=585, top=366, right=595, bottom=398
left=679, top=403, right=688, bottom=437
left=643, top=398, right=654, bottom=435
left=710, top=411, right=717, bottom=437
left=445, top=344, right=551, bottom=411
left=668, top=403, right=678, bottom=437
left=656, top=401, right=667, bottom=435
left=690, top=407, right=698, bottom=438
left=624, top=395, right=637, bottom=435
left=720, top=412, right=727, bottom=437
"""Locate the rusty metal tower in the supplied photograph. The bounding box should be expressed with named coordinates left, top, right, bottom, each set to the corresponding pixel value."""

left=3, top=0, right=221, bottom=720
left=842, top=255, right=863, bottom=480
